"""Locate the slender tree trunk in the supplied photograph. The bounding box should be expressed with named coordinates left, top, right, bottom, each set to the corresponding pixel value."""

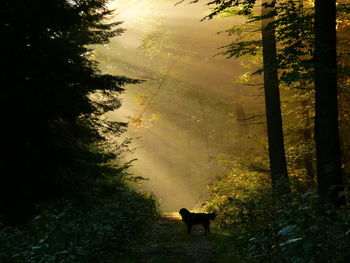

left=234, top=87, right=248, bottom=137
left=314, top=0, right=345, bottom=207
left=301, top=98, right=314, bottom=179
left=261, top=0, right=290, bottom=195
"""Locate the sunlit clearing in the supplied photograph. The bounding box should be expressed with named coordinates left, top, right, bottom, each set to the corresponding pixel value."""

left=95, top=0, right=259, bottom=211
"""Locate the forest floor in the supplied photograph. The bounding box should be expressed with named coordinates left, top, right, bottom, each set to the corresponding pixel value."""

left=129, top=212, right=244, bottom=263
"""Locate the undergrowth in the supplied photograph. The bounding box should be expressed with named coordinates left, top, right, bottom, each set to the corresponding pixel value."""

left=205, top=156, right=350, bottom=262
left=0, top=190, right=158, bottom=263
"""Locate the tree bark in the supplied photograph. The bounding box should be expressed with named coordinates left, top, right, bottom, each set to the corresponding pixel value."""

left=314, top=0, right=345, bottom=207
left=261, top=0, right=290, bottom=195
left=301, top=98, right=314, bottom=180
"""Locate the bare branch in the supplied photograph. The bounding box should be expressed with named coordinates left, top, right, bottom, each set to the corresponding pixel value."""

left=247, top=94, right=264, bottom=98
left=243, top=83, right=264, bottom=86
left=242, top=122, right=265, bottom=126
left=174, top=0, right=198, bottom=6
left=237, top=114, right=266, bottom=121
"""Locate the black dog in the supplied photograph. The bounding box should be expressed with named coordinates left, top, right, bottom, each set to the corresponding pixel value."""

left=179, top=208, right=216, bottom=234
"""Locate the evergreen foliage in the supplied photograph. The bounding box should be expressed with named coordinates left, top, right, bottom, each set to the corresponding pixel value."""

left=0, top=0, right=140, bottom=221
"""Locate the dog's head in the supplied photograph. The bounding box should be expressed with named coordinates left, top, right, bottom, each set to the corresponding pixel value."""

left=179, top=208, right=190, bottom=218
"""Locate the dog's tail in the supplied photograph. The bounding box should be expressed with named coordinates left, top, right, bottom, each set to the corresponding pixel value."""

left=209, top=212, right=216, bottom=220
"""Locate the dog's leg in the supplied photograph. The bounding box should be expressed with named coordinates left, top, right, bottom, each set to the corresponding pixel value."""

left=202, top=222, right=210, bottom=235
left=187, top=224, right=192, bottom=234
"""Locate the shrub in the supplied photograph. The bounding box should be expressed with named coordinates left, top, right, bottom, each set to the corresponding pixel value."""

left=0, top=191, right=158, bottom=263
left=205, top=156, right=350, bottom=262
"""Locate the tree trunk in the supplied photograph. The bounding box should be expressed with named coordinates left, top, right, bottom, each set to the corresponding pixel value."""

left=261, top=0, right=290, bottom=195
left=234, top=87, right=248, bottom=137
left=301, top=98, right=314, bottom=180
left=314, top=0, right=345, bottom=207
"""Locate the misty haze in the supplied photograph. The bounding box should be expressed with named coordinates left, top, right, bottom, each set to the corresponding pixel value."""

left=95, top=0, right=264, bottom=210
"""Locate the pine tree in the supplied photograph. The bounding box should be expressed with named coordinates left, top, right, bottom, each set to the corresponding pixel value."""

left=0, top=0, right=138, bottom=220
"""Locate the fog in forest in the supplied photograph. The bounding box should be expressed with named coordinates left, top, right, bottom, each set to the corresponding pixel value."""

left=93, top=0, right=265, bottom=211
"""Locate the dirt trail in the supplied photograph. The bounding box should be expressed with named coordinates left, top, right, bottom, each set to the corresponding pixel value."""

left=136, top=212, right=217, bottom=263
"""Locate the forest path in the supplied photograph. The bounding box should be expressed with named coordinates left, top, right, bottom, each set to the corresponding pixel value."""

left=134, top=212, right=217, bottom=263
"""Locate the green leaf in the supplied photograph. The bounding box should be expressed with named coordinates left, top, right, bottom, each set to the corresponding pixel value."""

left=32, top=215, right=42, bottom=221
left=280, top=237, right=303, bottom=246
left=309, top=225, right=320, bottom=233
left=31, top=245, right=42, bottom=250
left=301, top=193, right=320, bottom=199
left=277, top=225, right=297, bottom=236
